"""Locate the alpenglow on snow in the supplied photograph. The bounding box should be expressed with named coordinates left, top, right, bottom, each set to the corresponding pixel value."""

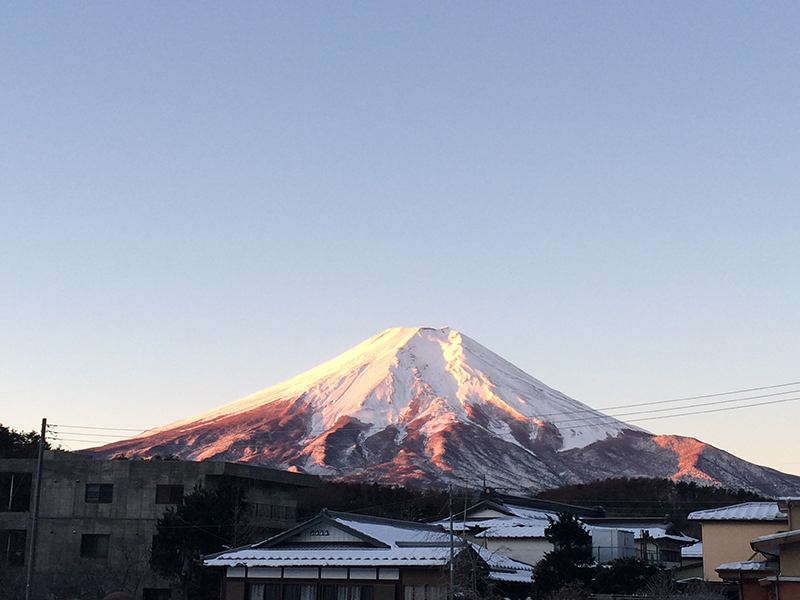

left=88, top=327, right=800, bottom=497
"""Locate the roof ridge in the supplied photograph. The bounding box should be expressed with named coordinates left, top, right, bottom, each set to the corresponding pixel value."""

left=328, top=510, right=445, bottom=531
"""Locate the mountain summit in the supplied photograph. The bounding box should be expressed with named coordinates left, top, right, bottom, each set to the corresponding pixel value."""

left=90, top=327, right=800, bottom=496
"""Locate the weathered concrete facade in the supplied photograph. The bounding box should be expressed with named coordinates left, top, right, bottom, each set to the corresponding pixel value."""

left=0, top=451, right=318, bottom=599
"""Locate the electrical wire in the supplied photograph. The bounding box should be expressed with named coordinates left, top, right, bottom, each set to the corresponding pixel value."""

left=44, top=379, right=800, bottom=442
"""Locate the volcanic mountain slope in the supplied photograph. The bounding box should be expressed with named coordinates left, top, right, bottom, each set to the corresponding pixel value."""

left=88, top=327, right=800, bottom=496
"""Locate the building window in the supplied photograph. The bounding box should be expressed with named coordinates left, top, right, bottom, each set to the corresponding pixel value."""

left=85, top=484, right=113, bottom=503
left=0, top=473, right=32, bottom=513
left=322, top=585, right=373, bottom=600
left=283, top=584, right=317, bottom=600
left=661, top=549, right=679, bottom=563
left=404, top=585, right=447, bottom=600
left=0, top=529, right=26, bottom=565
left=155, top=484, right=184, bottom=504
left=80, top=534, right=110, bottom=558
left=143, top=589, right=172, bottom=600
left=247, top=583, right=280, bottom=600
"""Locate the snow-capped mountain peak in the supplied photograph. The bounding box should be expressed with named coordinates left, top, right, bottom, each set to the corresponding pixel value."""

left=90, top=327, right=800, bottom=497
left=138, top=326, right=642, bottom=452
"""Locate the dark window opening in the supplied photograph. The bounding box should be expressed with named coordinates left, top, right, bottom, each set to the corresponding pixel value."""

left=85, top=484, right=113, bottom=503
left=0, top=473, right=32, bottom=512
left=247, top=583, right=280, bottom=600
left=155, top=484, right=184, bottom=504
left=0, top=529, right=26, bottom=565
left=283, top=584, right=317, bottom=600
left=80, top=534, right=110, bottom=558
left=321, top=585, right=373, bottom=600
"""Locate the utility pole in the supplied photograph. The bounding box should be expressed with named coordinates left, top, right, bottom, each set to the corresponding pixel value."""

left=25, top=418, right=46, bottom=600
left=449, top=483, right=454, bottom=600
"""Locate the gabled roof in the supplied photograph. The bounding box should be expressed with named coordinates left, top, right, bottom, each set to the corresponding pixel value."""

left=254, top=510, right=401, bottom=550
left=204, top=510, right=467, bottom=568
left=204, top=509, right=535, bottom=584
left=688, top=502, right=786, bottom=522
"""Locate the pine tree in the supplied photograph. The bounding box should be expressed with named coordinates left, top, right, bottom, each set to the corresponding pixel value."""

left=533, top=512, right=594, bottom=597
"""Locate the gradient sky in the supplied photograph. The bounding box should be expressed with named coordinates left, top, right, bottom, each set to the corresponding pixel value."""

left=3, top=2, right=799, bottom=477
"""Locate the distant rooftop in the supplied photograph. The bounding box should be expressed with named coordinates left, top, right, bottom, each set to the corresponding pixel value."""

left=688, top=502, right=786, bottom=522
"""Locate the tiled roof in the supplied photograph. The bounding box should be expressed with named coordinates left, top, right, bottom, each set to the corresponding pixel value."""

left=205, top=510, right=532, bottom=585
left=688, top=502, right=785, bottom=522
left=205, top=546, right=459, bottom=568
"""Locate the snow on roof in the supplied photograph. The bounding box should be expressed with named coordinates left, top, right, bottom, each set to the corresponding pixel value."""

left=688, top=502, right=786, bottom=522
left=471, top=543, right=534, bottom=583
left=716, top=560, right=775, bottom=572
left=204, top=545, right=459, bottom=568
left=753, top=528, right=800, bottom=544
left=473, top=518, right=549, bottom=539
left=500, top=503, right=557, bottom=521
left=205, top=510, right=526, bottom=579
left=631, top=526, right=697, bottom=544
left=205, top=511, right=460, bottom=568
left=681, top=542, right=703, bottom=558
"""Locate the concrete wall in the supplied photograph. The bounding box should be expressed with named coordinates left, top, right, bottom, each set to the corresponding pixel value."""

left=1, top=453, right=317, bottom=597
left=701, top=522, right=787, bottom=582
left=779, top=544, right=800, bottom=577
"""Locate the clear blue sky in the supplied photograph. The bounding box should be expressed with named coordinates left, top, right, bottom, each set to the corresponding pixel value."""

left=3, top=2, right=799, bottom=476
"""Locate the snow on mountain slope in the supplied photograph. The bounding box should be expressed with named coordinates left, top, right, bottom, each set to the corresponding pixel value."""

left=135, top=326, right=644, bottom=452
left=88, top=327, right=800, bottom=496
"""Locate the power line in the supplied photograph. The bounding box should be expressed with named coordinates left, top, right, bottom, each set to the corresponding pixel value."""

left=596, top=380, right=800, bottom=411
left=534, top=380, right=800, bottom=419
left=545, top=389, right=800, bottom=428
left=50, top=424, right=145, bottom=432
left=45, top=379, right=800, bottom=441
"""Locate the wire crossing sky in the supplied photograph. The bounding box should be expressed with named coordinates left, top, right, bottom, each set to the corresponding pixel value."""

left=2, top=2, right=799, bottom=475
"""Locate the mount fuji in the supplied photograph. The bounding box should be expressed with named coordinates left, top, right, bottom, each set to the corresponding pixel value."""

left=88, top=327, right=800, bottom=496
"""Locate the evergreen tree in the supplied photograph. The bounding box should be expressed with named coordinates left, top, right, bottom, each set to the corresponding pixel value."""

left=151, top=480, right=254, bottom=600
left=0, top=423, right=49, bottom=458
left=533, top=513, right=594, bottom=597
left=592, top=557, right=662, bottom=595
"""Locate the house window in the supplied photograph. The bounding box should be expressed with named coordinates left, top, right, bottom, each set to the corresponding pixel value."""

left=85, top=484, right=113, bottom=503
left=155, top=484, right=184, bottom=504
left=143, top=589, right=172, bottom=600
left=661, top=549, right=679, bottom=563
left=80, top=534, right=110, bottom=558
left=283, top=584, right=317, bottom=600
left=247, top=583, right=280, bottom=600
left=322, top=585, right=373, bottom=600
left=0, top=529, right=26, bottom=565
left=404, top=585, right=447, bottom=600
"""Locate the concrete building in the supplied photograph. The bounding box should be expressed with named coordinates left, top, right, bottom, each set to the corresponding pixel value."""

left=0, top=451, right=319, bottom=599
